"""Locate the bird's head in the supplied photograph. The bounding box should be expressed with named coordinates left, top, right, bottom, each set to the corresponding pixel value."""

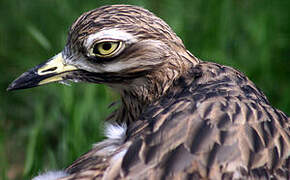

left=8, top=5, right=198, bottom=99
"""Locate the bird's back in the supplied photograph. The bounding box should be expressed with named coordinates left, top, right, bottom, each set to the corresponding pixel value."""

left=61, top=61, right=290, bottom=179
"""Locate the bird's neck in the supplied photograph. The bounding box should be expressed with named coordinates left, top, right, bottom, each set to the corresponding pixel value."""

left=112, top=51, right=199, bottom=125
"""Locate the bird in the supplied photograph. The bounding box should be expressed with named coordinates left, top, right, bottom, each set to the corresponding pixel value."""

left=8, top=4, right=290, bottom=180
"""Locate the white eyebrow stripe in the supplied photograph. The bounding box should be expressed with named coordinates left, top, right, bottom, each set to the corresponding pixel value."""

left=85, top=28, right=137, bottom=48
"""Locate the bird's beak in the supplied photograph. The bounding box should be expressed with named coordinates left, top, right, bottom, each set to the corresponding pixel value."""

left=7, top=53, right=78, bottom=91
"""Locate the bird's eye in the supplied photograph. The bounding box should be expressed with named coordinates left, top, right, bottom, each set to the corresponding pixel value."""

left=89, top=41, right=123, bottom=58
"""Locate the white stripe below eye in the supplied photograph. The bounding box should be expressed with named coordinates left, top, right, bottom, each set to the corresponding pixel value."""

left=85, top=28, right=137, bottom=48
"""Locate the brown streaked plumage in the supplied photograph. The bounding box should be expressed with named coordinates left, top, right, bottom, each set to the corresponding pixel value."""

left=8, top=4, right=289, bottom=180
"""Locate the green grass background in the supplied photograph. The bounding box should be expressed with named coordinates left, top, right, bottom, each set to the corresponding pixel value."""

left=0, top=0, right=289, bottom=179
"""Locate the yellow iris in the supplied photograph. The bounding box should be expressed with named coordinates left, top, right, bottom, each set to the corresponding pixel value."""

left=91, top=41, right=122, bottom=57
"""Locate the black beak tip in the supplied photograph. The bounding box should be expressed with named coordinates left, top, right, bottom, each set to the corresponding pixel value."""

left=6, top=70, right=40, bottom=91
left=7, top=82, right=16, bottom=91
left=6, top=80, right=29, bottom=91
left=6, top=77, right=35, bottom=91
left=6, top=76, right=24, bottom=91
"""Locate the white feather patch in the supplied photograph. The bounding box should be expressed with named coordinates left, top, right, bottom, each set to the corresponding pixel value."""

left=105, top=123, right=127, bottom=142
left=32, top=171, right=68, bottom=180
left=93, top=123, right=127, bottom=155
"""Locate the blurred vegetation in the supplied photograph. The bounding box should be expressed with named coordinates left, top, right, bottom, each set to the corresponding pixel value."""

left=0, top=0, right=289, bottom=179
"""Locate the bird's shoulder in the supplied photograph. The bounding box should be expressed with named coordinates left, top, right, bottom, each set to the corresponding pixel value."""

left=121, top=61, right=290, bottom=179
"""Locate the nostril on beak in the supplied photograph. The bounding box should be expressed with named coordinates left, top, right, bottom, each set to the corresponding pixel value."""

left=40, top=67, right=57, bottom=73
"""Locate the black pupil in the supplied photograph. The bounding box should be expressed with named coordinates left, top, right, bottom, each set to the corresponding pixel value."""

left=102, top=42, right=112, bottom=51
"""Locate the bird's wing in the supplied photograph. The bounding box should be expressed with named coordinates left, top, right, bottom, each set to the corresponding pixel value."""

left=60, top=62, right=290, bottom=180
left=111, top=62, right=290, bottom=179
left=117, top=96, right=289, bottom=179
